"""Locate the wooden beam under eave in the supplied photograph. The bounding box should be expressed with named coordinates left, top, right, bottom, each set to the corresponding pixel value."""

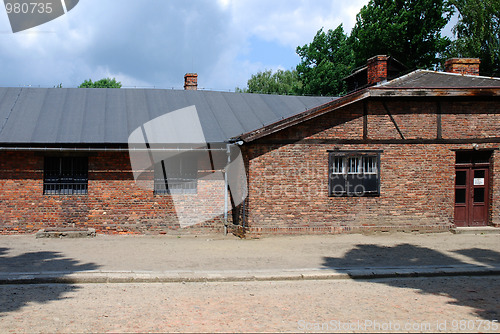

left=363, top=101, right=368, bottom=140
left=382, top=101, right=406, bottom=140
left=436, top=101, right=442, bottom=140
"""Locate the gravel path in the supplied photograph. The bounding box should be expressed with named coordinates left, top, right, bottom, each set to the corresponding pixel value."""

left=1, top=276, right=499, bottom=333
left=1, top=233, right=499, bottom=332
left=1, top=233, right=499, bottom=273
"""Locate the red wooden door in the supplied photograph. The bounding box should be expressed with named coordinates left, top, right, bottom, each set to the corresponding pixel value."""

left=454, top=167, right=489, bottom=227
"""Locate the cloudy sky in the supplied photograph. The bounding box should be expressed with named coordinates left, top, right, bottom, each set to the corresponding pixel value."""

left=0, top=0, right=373, bottom=90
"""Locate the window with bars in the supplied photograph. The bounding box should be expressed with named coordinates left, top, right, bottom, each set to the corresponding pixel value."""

left=44, top=157, right=88, bottom=195
left=154, top=154, right=198, bottom=195
left=329, top=152, right=380, bottom=197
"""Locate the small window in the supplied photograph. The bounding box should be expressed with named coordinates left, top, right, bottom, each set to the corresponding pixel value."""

left=154, top=154, right=198, bottom=195
left=329, top=152, right=380, bottom=197
left=44, top=157, right=88, bottom=195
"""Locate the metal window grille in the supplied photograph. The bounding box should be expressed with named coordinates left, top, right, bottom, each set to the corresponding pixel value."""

left=329, top=153, right=380, bottom=197
left=348, top=157, right=362, bottom=174
left=363, top=156, right=378, bottom=174
left=43, top=157, right=88, bottom=195
left=332, top=157, right=344, bottom=174
left=154, top=156, right=198, bottom=195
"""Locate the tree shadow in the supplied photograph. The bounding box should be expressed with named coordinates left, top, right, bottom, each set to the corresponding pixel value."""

left=322, top=244, right=500, bottom=320
left=0, top=247, right=99, bottom=316
left=322, top=244, right=468, bottom=269
left=452, top=248, right=500, bottom=266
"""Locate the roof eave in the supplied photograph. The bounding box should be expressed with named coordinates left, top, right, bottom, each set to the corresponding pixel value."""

left=236, top=90, right=369, bottom=143
left=370, top=87, right=500, bottom=97
left=236, top=86, right=500, bottom=144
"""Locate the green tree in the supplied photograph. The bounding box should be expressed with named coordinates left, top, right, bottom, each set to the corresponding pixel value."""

left=79, top=78, right=122, bottom=88
left=236, top=69, right=302, bottom=95
left=296, top=25, right=354, bottom=96
left=349, top=0, right=453, bottom=69
left=448, top=0, right=500, bottom=76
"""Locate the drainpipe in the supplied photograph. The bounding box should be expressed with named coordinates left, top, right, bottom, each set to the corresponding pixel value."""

left=223, top=143, right=231, bottom=236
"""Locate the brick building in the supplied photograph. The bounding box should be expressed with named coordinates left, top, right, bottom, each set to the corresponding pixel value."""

left=1, top=57, right=499, bottom=235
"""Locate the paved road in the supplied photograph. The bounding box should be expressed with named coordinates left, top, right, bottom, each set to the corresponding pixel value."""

left=1, top=276, right=499, bottom=333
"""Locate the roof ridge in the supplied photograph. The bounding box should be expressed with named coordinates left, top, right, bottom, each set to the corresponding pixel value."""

left=377, top=69, right=500, bottom=89
left=418, top=69, right=500, bottom=81
left=380, top=69, right=500, bottom=88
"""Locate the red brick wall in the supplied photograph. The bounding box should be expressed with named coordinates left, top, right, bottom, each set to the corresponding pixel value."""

left=242, top=99, right=500, bottom=235
left=0, top=152, right=227, bottom=234
left=368, top=101, right=438, bottom=139
left=442, top=101, right=499, bottom=139
left=1, top=98, right=499, bottom=235
left=275, top=104, right=364, bottom=140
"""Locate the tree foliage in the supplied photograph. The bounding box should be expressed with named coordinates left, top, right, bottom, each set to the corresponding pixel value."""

left=79, top=78, right=122, bottom=88
left=239, top=0, right=497, bottom=98
left=296, top=25, right=354, bottom=96
left=448, top=0, right=500, bottom=76
left=349, top=0, right=453, bottom=69
left=236, top=69, right=302, bottom=95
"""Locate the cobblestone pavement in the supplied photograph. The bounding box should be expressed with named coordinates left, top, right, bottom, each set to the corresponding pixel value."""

left=1, top=276, right=499, bottom=333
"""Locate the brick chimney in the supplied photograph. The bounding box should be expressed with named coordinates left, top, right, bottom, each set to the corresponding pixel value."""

left=184, top=73, right=198, bottom=90
left=367, top=55, right=389, bottom=85
left=444, top=58, right=480, bottom=76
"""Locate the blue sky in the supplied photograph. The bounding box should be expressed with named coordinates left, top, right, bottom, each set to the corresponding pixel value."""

left=0, top=0, right=454, bottom=91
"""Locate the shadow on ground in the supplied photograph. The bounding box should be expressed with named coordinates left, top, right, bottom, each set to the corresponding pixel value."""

left=0, top=247, right=99, bottom=316
left=322, top=244, right=500, bottom=320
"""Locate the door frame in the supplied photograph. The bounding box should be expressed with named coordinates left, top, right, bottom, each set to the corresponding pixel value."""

left=454, top=150, right=492, bottom=227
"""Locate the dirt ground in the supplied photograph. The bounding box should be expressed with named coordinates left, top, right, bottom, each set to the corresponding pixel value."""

left=1, top=233, right=499, bottom=332
left=0, top=276, right=499, bottom=333
left=1, top=233, right=499, bottom=273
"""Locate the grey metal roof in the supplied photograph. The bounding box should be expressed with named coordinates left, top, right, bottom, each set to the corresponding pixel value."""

left=0, top=87, right=334, bottom=144
left=382, top=70, right=500, bottom=88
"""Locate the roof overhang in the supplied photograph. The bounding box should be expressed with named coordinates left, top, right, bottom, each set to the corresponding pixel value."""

left=236, top=86, right=500, bottom=143
left=370, top=87, right=500, bottom=98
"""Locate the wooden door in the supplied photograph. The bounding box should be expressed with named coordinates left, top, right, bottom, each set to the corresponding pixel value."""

left=454, top=167, right=489, bottom=227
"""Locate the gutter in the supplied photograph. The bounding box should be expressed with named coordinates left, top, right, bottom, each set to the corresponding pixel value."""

left=0, top=147, right=228, bottom=152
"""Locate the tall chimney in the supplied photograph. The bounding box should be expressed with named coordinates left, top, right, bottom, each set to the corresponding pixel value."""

left=367, top=55, right=389, bottom=85
left=444, top=58, right=480, bottom=76
left=184, top=73, right=198, bottom=90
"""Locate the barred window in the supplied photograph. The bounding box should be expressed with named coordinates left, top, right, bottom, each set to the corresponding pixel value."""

left=154, top=154, right=198, bottom=195
left=44, top=157, right=88, bottom=195
left=332, top=156, right=344, bottom=174
left=329, top=152, right=380, bottom=197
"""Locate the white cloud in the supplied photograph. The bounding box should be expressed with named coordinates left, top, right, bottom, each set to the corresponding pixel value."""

left=0, top=0, right=370, bottom=90
left=210, top=0, right=369, bottom=89
left=221, top=0, right=369, bottom=48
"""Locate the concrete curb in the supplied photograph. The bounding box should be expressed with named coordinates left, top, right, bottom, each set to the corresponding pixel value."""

left=35, top=228, right=96, bottom=238
left=1, top=265, right=499, bottom=284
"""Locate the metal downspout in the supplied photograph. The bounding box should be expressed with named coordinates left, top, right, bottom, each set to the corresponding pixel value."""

left=223, top=144, right=231, bottom=236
